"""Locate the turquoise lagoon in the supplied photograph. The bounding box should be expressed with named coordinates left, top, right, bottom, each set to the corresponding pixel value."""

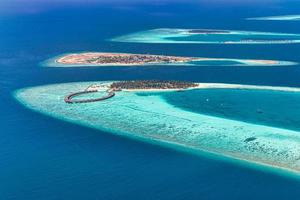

left=111, top=28, right=300, bottom=44
left=163, top=88, right=300, bottom=131
left=15, top=82, right=300, bottom=175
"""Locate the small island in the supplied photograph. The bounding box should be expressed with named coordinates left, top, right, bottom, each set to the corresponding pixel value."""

left=64, top=80, right=198, bottom=104
left=110, top=80, right=198, bottom=90
left=56, top=52, right=196, bottom=66
left=188, top=29, right=230, bottom=34
left=47, top=52, right=296, bottom=67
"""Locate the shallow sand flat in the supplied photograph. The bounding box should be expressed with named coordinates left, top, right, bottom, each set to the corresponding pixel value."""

left=248, top=15, right=300, bottom=21
left=111, top=28, right=300, bottom=44
left=15, top=82, right=300, bottom=176
left=44, top=52, right=296, bottom=67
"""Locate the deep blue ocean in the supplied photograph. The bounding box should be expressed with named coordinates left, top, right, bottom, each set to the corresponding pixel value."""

left=1, top=0, right=300, bottom=199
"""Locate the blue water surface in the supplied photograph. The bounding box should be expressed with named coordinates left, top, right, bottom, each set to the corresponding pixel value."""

left=1, top=0, right=300, bottom=199
left=161, top=88, right=300, bottom=131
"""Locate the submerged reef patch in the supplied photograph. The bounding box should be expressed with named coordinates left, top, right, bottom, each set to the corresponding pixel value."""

left=247, top=15, right=300, bottom=21
left=111, top=28, right=300, bottom=44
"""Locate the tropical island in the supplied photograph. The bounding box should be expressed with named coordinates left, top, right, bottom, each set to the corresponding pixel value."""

left=110, top=80, right=198, bottom=90
left=47, top=52, right=296, bottom=67
left=64, top=80, right=198, bottom=104
left=187, top=29, right=230, bottom=34
left=56, top=52, right=196, bottom=66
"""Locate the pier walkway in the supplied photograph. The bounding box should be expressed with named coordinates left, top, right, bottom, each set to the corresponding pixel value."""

left=64, top=89, right=115, bottom=104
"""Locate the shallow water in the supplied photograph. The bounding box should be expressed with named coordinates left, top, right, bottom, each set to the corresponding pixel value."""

left=15, top=82, right=300, bottom=175
left=2, top=0, right=300, bottom=199
left=168, top=31, right=300, bottom=43
left=112, top=28, right=300, bottom=44
left=162, top=88, right=300, bottom=131
left=248, top=15, right=300, bottom=21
